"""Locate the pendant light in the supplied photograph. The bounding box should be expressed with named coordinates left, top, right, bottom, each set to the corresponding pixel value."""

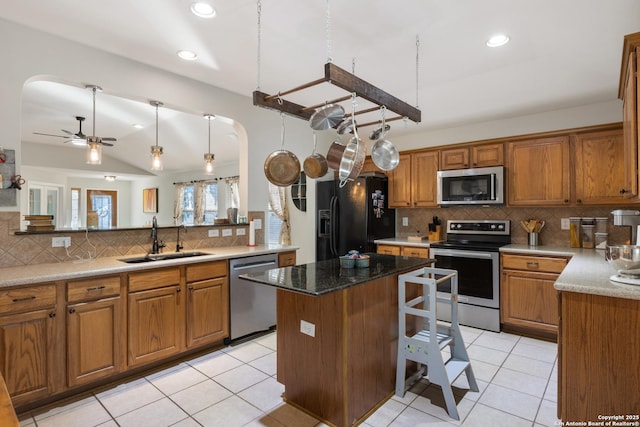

left=150, top=101, right=163, bottom=171
left=86, top=85, right=102, bottom=165
left=203, top=114, right=215, bottom=175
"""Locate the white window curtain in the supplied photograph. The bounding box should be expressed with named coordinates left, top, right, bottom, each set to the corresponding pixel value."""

left=268, top=182, right=290, bottom=245
left=194, top=181, right=207, bottom=225
left=225, top=176, right=239, bottom=209
left=173, top=183, right=188, bottom=225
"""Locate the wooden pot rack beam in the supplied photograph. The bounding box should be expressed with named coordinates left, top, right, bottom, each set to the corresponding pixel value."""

left=253, top=62, right=421, bottom=126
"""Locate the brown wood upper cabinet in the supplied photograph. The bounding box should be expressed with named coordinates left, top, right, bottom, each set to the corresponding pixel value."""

left=507, top=136, right=571, bottom=206
left=440, top=143, right=504, bottom=170
left=619, top=33, right=640, bottom=199
left=388, top=150, right=439, bottom=208
left=573, top=128, right=629, bottom=205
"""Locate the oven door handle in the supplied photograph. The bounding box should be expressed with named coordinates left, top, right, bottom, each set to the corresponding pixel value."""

left=430, top=248, right=495, bottom=259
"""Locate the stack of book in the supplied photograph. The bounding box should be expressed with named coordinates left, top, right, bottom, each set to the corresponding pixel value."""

left=24, top=215, right=55, bottom=231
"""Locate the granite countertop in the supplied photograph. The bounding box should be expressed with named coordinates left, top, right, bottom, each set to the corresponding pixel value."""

left=501, top=244, right=640, bottom=301
left=373, top=237, right=436, bottom=248
left=0, top=244, right=298, bottom=289
left=239, top=253, right=433, bottom=296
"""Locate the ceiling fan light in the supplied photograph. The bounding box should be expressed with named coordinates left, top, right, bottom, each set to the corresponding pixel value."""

left=204, top=153, right=215, bottom=175
left=150, top=145, right=163, bottom=171
left=71, top=138, right=87, bottom=146
left=86, top=141, right=102, bottom=165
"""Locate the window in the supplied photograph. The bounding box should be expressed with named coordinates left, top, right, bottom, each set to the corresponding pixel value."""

left=266, top=209, right=283, bottom=245
left=70, top=187, right=80, bottom=228
left=178, top=182, right=218, bottom=225
left=28, top=183, right=61, bottom=227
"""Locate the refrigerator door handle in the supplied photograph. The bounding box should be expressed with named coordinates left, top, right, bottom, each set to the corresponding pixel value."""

left=329, top=196, right=338, bottom=257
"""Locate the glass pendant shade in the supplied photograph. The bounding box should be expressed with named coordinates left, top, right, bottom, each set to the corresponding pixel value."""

left=86, top=140, right=102, bottom=165
left=204, top=153, right=215, bottom=175
left=150, top=145, right=163, bottom=171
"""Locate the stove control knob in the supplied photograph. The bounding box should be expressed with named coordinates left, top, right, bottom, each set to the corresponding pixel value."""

left=498, top=224, right=504, bottom=230
left=491, top=224, right=497, bottom=229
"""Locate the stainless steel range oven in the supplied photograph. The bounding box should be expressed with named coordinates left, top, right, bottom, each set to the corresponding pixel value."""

left=429, top=219, right=510, bottom=332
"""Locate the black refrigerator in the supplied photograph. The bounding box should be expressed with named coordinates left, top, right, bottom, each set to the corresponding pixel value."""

left=316, top=175, right=395, bottom=261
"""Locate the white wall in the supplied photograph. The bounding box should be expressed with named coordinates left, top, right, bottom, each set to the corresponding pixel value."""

left=0, top=18, right=623, bottom=265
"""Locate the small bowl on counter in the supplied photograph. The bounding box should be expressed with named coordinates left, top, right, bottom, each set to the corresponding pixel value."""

left=339, top=256, right=356, bottom=269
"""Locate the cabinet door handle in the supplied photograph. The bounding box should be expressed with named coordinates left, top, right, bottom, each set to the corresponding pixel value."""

left=86, top=285, right=106, bottom=291
left=176, top=288, right=182, bottom=293
left=620, top=188, right=629, bottom=194
left=526, top=261, right=539, bottom=269
left=12, top=296, right=36, bottom=303
left=577, top=199, right=582, bottom=204
left=69, top=308, right=76, bottom=314
left=188, top=285, right=194, bottom=291
left=49, top=312, right=56, bottom=318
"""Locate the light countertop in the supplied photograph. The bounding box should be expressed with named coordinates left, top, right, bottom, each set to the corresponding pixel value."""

left=374, top=237, right=435, bottom=248
left=501, top=244, right=640, bottom=301
left=0, top=245, right=297, bottom=289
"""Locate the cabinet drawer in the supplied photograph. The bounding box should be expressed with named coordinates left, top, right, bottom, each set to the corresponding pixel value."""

left=377, top=244, right=401, bottom=256
left=0, top=285, right=56, bottom=315
left=186, top=261, right=227, bottom=283
left=278, top=251, right=296, bottom=267
left=128, top=267, right=181, bottom=293
left=502, top=254, right=568, bottom=274
left=67, top=276, right=121, bottom=303
left=401, top=247, right=430, bottom=258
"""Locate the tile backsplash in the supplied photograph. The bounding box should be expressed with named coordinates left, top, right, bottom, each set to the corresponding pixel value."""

left=0, top=211, right=264, bottom=267
left=394, top=205, right=637, bottom=247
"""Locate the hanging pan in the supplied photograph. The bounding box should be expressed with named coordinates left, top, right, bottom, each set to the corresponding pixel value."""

left=326, top=140, right=346, bottom=170
left=370, top=106, right=400, bottom=171
left=264, top=114, right=301, bottom=187
left=338, top=95, right=365, bottom=187
left=309, top=103, right=345, bottom=131
left=303, top=132, right=328, bottom=179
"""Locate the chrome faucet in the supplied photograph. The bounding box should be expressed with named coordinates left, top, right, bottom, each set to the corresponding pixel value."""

left=176, top=224, right=186, bottom=252
left=150, top=216, right=165, bottom=254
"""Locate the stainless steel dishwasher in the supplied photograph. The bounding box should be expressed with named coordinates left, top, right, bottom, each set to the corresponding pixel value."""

left=229, top=253, right=278, bottom=341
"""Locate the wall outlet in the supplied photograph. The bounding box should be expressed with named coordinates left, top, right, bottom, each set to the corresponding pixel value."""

left=222, top=229, right=232, bottom=237
left=402, top=217, right=409, bottom=226
left=253, top=218, right=262, bottom=230
left=561, top=218, right=570, bottom=230
left=300, top=320, right=315, bottom=337
left=52, top=236, right=71, bottom=248
left=208, top=229, right=219, bottom=237
left=236, top=228, right=246, bottom=236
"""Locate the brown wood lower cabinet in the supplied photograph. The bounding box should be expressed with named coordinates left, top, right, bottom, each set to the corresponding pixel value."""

left=559, top=292, right=640, bottom=422
left=377, top=244, right=401, bottom=255
left=401, top=246, right=430, bottom=258
left=0, top=284, right=58, bottom=408
left=186, top=261, right=229, bottom=349
left=500, top=253, right=568, bottom=340
left=66, top=275, right=125, bottom=388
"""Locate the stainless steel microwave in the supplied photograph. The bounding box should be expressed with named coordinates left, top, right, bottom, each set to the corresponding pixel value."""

left=437, top=166, right=504, bottom=205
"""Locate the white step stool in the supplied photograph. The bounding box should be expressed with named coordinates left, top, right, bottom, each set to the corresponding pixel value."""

left=395, top=267, right=478, bottom=421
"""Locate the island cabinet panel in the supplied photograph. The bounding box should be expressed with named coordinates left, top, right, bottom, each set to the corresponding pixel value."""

left=277, top=274, right=420, bottom=427
left=507, top=136, right=570, bottom=206
left=0, top=284, right=59, bottom=408
left=559, top=292, right=640, bottom=422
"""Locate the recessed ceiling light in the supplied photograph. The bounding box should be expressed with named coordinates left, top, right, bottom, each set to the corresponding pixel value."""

left=191, top=2, right=216, bottom=18
left=486, top=34, right=510, bottom=47
left=104, top=175, right=116, bottom=181
left=177, top=50, right=198, bottom=61
left=132, top=123, right=144, bottom=129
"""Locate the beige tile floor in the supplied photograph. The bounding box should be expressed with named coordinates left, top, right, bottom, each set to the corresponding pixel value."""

left=17, top=326, right=559, bottom=427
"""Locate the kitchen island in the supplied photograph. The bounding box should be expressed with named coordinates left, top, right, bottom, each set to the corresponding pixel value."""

left=240, top=254, right=432, bottom=427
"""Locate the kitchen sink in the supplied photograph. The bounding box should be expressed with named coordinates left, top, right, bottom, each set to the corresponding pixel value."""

left=119, top=251, right=211, bottom=263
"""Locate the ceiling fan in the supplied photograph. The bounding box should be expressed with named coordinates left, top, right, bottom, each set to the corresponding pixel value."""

left=32, top=85, right=117, bottom=147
